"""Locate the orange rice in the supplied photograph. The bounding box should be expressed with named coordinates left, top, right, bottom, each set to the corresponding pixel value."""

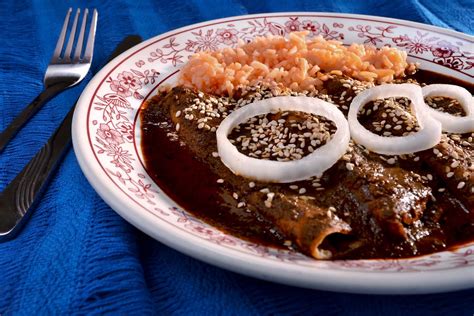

left=179, top=31, right=413, bottom=96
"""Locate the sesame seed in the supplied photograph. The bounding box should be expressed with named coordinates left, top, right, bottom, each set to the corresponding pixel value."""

left=450, top=161, right=460, bottom=168
left=248, top=182, right=255, bottom=188
left=387, top=158, right=396, bottom=165
left=216, top=179, right=224, bottom=184
left=289, top=185, right=298, bottom=190
left=232, top=192, right=239, bottom=200
left=427, top=174, right=433, bottom=181
left=264, top=192, right=275, bottom=208
left=451, top=134, right=461, bottom=141
left=345, top=162, right=354, bottom=171
left=298, top=188, right=306, bottom=194
left=237, top=202, right=246, bottom=208
left=260, top=188, right=270, bottom=194
left=457, top=181, right=466, bottom=189
left=175, top=110, right=182, bottom=118
left=438, top=188, right=446, bottom=192
left=447, top=172, right=454, bottom=178
left=212, top=151, right=219, bottom=158
left=175, top=123, right=180, bottom=132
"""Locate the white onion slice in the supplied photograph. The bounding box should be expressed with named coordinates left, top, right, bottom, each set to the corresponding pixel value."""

left=422, top=84, right=474, bottom=133
left=216, top=96, right=350, bottom=183
left=348, top=83, right=442, bottom=155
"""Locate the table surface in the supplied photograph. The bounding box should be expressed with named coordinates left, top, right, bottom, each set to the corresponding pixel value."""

left=1, top=0, right=473, bottom=314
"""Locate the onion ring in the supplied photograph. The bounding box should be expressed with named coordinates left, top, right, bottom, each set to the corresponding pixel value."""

left=422, top=84, right=474, bottom=133
left=216, top=96, right=350, bottom=183
left=348, top=84, right=442, bottom=155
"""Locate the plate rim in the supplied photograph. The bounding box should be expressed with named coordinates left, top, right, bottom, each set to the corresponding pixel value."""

left=72, top=11, right=474, bottom=295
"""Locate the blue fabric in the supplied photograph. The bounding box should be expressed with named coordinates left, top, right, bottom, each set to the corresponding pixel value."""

left=1, top=0, right=473, bottom=314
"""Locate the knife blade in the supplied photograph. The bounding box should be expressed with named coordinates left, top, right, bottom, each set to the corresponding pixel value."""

left=0, top=35, right=143, bottom=241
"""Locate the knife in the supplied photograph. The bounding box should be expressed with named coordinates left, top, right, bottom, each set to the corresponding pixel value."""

left=0, top=35, right=143, bottom=241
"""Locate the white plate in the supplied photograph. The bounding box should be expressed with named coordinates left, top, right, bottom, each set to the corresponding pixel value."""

left=72, top=12, right=474, bottom=294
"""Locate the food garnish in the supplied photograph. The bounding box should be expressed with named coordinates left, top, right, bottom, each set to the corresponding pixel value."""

left=422, top=84, right=474, bottom=133
left=217, top=96, right=350, bottom=182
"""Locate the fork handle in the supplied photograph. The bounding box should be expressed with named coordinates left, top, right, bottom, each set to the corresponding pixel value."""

left=0, top=105, right=74, bottom=240
left=0, top=82, right=69, bottom=153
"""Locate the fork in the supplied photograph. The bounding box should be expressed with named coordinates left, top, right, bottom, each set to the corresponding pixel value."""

left=0, top=8, right=97, bottom=153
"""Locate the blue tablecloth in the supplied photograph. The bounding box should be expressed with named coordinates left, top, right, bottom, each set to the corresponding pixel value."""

left=1, top=0, right=473, bottom=314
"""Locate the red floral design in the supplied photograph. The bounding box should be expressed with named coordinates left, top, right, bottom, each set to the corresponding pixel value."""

left=350, top=24, right=390, bottom=45
left=392, top=32, right=438, bottom=54
left=188, top=29, right=219, bottom=52
left=431, top=40, right=459, bottom=58
left=432, top=47, right=454, bottom=58
left=101, top=93, right=131, bottom=109
left=434, top=56, right=464, bottom=70
left=117, top=121, right=134, bottom=142
left=319, top=23, right=344, bottom=40
left=216, top=28, right=239, bottom=45
left=149, top=38, right=186, bottom=66
left=110, top=80, right=132, bottom=98
left=111, top=145, right=133, bottom=170
left=97, top=123, right=124, bottom=145
left=284, top=17, right=301, bottom=33
left=302, top=20, right=319, bottom=34
left=118, top=71, right=142, bottom=90
left=266, top=21, right=286, bottom=36
left=465, top=61, right=474, bottom=70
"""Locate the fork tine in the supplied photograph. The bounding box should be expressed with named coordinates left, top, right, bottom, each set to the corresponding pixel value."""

left=52, top=8, right=72, bottom=60
left=73, top=8, right=89, bottom=62
left=83, top=9, right=98, bottom=62
left=63, top=8, right=80, bottom=60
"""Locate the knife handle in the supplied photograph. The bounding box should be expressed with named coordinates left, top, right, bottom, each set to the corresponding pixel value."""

left=0, top=107, right=74, bottom=241
left=0, top=82, right=68, bottom=153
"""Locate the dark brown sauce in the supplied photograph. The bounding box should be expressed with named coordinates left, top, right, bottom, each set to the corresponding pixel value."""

left=141, top=122, right=284, bottom=246
left=412, top=71, right=474, bottom=94
left=140, top=69, right=474, bottom=259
